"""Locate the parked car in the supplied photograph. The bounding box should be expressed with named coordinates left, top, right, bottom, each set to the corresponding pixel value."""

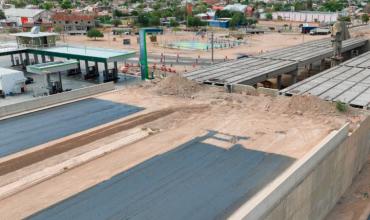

left=236, top=53, right=249, bottom=59
left=25, top=76, right=34, bottom=85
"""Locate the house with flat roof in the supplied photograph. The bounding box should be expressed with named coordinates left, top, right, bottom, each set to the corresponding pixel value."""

left=52, top=12, right=96, bottom=35
left=12, top=27, right=58, bottom=48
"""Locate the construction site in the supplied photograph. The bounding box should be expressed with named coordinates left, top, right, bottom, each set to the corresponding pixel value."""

left=0, top=22, right=370, bottom=220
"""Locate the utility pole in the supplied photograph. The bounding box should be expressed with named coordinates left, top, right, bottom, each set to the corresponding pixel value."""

left=211, top=31, right=214, bottom=64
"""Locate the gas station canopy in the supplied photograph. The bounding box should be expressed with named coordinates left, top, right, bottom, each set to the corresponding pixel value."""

left=28, top=46, right=136, bottom=63
left=26, top=60, right=78, bottom=74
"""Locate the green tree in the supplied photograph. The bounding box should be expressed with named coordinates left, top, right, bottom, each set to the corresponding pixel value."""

left=321, top=0, right=344, bottom=12
left=113, top=9, right=124, bottom=17
left=0, top=9, right=5, bottom=20
left=137, top=13, right=149, bottom=26
left=153, top=2, right=161, bottom=11
left=293, top=1, right=306, bottom=11
left=246, top=18, right=257, bottom=26
left=31, top=0, right=40, bottom=5
left=230, top=12, right=246, bottom=29
left=187, top=16, right=205, bottom=27
left=11, top=0, right=26, bottom=8
left=272, top=3, right=283, bottom=11
left=193, top=3, right=208, bottom=14
left=149, top=15, right=160, bottom=26
left=112, top=19, right=122, bottom=27
left=266, top=13, right=273, bottom=20
left=339, top=16, right=351, bottom=22
left=87, top=28, right=104, bottom=40
left=215, top=10, right=232, bottom=18
left=40, top=2, right=53, bottom=10
left=362, top=14, right=369, bottom=24
left=170, top=19, right=179, bottom=27
left=61, top=0, right=72, bottom=9
left=97, top=15, right=112, bottom=24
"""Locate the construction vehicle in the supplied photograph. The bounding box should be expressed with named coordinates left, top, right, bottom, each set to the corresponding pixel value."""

left=330, top=17, right=350, bottom=67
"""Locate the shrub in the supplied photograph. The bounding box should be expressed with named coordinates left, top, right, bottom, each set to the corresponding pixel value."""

left=336, top=101, right=348, bottom=112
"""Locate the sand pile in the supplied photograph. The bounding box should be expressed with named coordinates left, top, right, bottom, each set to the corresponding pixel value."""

left=155, top=75, right=202, bottom=98
left=264, top=95, right=338, bottom=116
left=285, top=95, right=337, bottom=115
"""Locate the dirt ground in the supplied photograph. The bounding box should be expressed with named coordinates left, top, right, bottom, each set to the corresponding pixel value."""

left=58, top=31, right=328, bottom=59
left=0, top=76, right=365, bottom=219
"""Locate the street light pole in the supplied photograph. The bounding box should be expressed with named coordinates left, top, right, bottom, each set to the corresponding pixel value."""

left=211, top=31, right=214, bottom=64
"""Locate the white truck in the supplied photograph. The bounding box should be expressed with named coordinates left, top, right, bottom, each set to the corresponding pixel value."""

left=0, top=67, right=26, bottom=96
left=309, top=28, right=331, bottom=35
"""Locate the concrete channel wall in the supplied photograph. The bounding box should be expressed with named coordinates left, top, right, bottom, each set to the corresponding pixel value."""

left=0, top=82, right=115, bottom=118
left=230, top=116, right=370, bottom=220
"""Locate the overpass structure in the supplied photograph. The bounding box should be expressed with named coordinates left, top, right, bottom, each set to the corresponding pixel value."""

left=280, top=51, right=370, bottom=109
left=183, top=38, right=368, bottom=87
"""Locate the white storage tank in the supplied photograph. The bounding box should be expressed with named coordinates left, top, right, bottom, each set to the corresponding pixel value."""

left=0, top=67, right=26, bottom=95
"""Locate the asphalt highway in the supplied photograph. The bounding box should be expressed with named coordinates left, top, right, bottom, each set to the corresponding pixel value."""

left=28, top=133, right=294, bottom=220
left=0, top=98, right=143, bottom=158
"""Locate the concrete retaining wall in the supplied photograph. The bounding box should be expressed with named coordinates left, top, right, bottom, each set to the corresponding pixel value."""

left=0, top=82, right=115, bottom=119
left=230, top=116, right=370, bottom=220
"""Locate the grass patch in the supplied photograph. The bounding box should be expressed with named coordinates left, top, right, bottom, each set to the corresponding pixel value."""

left=336, top=101, right=348, bottom=112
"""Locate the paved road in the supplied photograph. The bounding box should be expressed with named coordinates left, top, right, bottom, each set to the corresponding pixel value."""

left=28, top=132, right=294, bottom=220
left=0, top=98, right=143, bottom=157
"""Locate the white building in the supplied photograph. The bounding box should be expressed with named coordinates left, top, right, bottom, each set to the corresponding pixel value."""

left=3, top=8, right=49, bottom=26
left=272, top=11, right=339, bottom=23
left=223, top=4, right=248, bottom=14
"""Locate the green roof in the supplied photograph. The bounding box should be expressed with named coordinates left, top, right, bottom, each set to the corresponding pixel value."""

left=28, top=46, right=136, bottom=62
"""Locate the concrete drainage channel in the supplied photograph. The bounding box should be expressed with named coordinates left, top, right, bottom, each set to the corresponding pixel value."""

left=230, top=116, right=370, bottom=220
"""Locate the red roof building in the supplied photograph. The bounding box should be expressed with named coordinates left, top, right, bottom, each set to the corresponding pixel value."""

left=51, top=12, right=96, bottom=35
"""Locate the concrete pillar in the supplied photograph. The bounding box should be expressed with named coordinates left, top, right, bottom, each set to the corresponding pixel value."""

left=291, top=72, right=298, bottom=84
left=77, top=59, right=81, bottom=73
left=34, top=54, right=39, bottom=64
left=25, top=52, right=30, bottom=65
left=114, top=61, right=118, bottom=79
left=19, top=53, right=24, bottom=67
left=58, top=72, right=63, bottom=91
left=95, top=61, right=99, bottom=75
left=45, top=74, right=51, bottom=89
left=277, top=75, right=282, bottom=90
left=104, top=62, right=109, bottom=81
left=114, top=61, right=118, bottom=72
left=320, top=59, right=325, bottom=71
left=104, top=62, right=108, bottom=71
left=85, top=60, right=89, bottom=74
left=41, top=55, right=46, bottom=63
left=10, top=54, right=15, bottom=66
left=49, top=56, right=54, bottom=62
